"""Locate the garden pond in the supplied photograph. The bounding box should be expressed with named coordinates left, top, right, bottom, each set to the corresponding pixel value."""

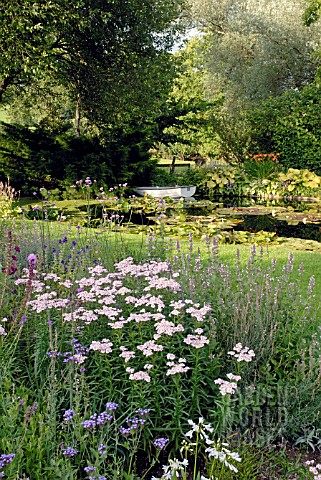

left=22, top=195, right=321, bottom=248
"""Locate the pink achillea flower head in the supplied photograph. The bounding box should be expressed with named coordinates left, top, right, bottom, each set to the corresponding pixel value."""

left=119, top=347, right=135, bottom=362
left=166, top=353, right=176, bottom=361
left=227, top=343, right=255, bottom=362
left=214, top=378, right=238, bottom=395
left=89, top=339, right=113, bottom=354
left=184, top=334, right=209, bottom=349
left=129, top=370, right=151, bottom=382
left=0, top=325, right=7, bottom=336
left=166, top=358, right=190, bottom=376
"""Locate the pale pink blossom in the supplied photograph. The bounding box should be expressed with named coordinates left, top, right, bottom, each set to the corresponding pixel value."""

left=129, top=370, right=151, bottom=382
left=89, top=339, right=113, bottom=354
left=94, top=305, right=122, bottom=319
left=0, top=325, right=7, bottom=336
left=166, top=353, right=176, bottom=360
left=73, top=354, right=87, bottom=364
left=154, top=319, right=184, bottom=336
left=137, top=340, right=164, bottom=356
left=166, top=363, right=190, bottom=376
left=194, top=328, right=203, bottom=334
left=42, top=273, right=61, bottom=282
left=119, top=349, right=136, bottom=362
left=226, top=373, right=241, bottom=382
left=186, top=304, right=212, bottom=322
left=88, top=265, right=108, bottom=276
left=59, top=280, right=73, bottom=288
left=144, top=277, right=181, bottom=293
left=227, top=344, right=255, bottom=362
left=214, top=379, right=238, bottom=395
left=184, top=334, right=209, bottom=348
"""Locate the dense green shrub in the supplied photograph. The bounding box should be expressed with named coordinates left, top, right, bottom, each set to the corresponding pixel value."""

left=248, top=83, right=321, bottom=173
left=0, top=122, right=157, bottom=194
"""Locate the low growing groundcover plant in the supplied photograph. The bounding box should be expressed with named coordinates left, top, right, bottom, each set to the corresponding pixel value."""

left=0, top=226, right=320, bottom=479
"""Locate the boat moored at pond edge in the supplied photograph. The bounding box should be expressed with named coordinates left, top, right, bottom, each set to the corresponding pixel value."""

left=134, top=186, right=196, bottom=198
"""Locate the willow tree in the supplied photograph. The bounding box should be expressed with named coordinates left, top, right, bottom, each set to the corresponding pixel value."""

left=188, top=0, right=321, bottom=106
left=181, top=0, right=321, bottom=162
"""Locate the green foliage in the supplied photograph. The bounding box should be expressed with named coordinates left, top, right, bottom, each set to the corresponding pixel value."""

left=0, top=122, right=158, bottom=193
left=278, top=168, right=321, bottom=193
left=0, top=0, right=185, bottom=119
left=153, top=37, right=223, bottom=164
left=247, top=83, right=321, bottom=173
left=202, top=167, right=246, bottom=196
left=149, top=167, right=178, bottom=187
left=190, top=0, right=321, bottom=105
left=243, top=159, right=279, bottom=182
left=303, top=0, right=321, bottom=25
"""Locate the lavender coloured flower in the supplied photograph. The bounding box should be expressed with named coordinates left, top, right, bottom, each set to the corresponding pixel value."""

left=96, top=412, right=112, bottom=425
left=119, top=426, right=132, bottom=435
left=47, top=350, right=62, bottom=358
left=98, top=443, right=107, bottom=455
left=84, top=466, right=96, bottom=474
left=82, top=419, right=96, bottom=430
left=105, top=402, right=118, bottom=412
left=0, top=453, right=15, bottom=469
left=136, top=408, right=150, bottom=417
left=63, top=409, right=76, bottom=422
left=153, top=437, right=169, bottom=450
left=62, top=446, right=78, bottom=457
left=24, top=402, right=38, bottom=423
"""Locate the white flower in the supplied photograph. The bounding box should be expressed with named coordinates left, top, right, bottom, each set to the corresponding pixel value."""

left=205, top=441, right=241, bottom=473
left=0, top=325, right=7, bottom=336
left=185, top=417, right=214, bottom=439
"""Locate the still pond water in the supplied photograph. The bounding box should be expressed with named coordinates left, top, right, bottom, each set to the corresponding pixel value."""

left=182, top=196, right=321, bottom=243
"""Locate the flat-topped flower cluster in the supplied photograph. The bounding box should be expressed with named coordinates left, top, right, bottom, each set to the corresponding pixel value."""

left=16, top=257, right=217, bottom=381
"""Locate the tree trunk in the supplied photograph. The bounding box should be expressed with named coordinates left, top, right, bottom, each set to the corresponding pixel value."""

left=74, top=93, right=81, bottom=136
left=170, top=156, right=176, bottom=174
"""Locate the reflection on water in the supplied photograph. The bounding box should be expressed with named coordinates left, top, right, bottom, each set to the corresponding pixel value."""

left=185, top=196, right=321, bottom=242
left=234, top=215, right=321, bottom=243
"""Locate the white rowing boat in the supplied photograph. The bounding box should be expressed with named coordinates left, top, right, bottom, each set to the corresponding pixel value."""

left=134, top=186, right=196, bottom=199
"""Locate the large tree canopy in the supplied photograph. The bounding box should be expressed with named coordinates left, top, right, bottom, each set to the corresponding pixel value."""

left=0, top=0, right=186, bottom=127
